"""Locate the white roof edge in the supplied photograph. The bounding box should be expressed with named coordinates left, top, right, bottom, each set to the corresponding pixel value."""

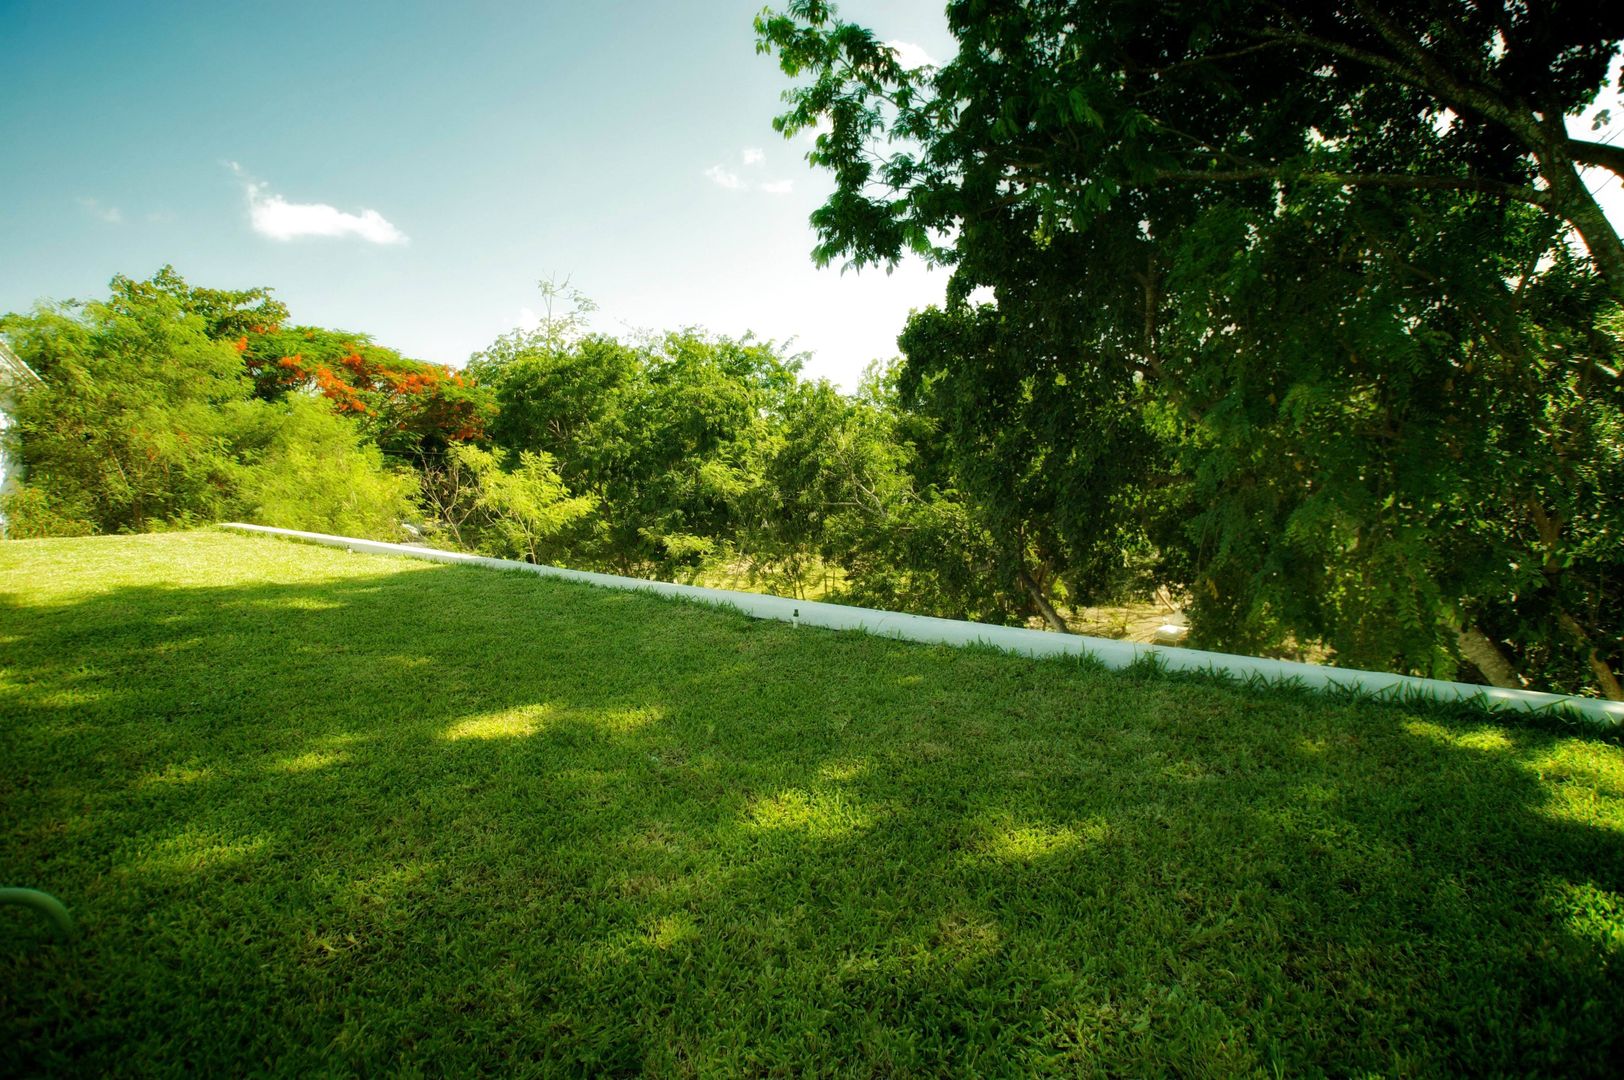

left=0, top=336, right=43, bottom=386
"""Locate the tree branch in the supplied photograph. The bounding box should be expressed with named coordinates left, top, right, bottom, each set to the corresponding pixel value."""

left=1346, top=0, right=1538, bottom=139
left=1139, top=40, right=1293, bottom=76
left=1558, top=610, right=1624, bottom=701
left=1567, top=136, right=1624, bottom=179
left=1251, top=15, right=1535, bottom=142
left=1149, top=166, right=1552, bottom=207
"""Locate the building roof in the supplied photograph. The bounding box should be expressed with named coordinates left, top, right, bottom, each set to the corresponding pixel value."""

left=0, top=337, right=43, bottom=387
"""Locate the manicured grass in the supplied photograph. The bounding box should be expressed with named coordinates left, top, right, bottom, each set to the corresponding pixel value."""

left=2, top=530, right=1622, bottom=1076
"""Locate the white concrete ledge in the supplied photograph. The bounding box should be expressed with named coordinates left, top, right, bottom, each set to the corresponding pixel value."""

left=220, top=523, right=1623, bottom=727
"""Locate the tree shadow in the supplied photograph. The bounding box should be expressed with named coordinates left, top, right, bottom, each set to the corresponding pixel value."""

left=2, top=557, right=1621, bottom=1075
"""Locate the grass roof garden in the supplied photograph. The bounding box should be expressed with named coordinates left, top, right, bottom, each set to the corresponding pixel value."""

left=2, top=530, right=1622, bottom=1076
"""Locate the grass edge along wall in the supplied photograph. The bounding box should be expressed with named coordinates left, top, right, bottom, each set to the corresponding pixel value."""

left=222, top=522, right=1624, bottom=728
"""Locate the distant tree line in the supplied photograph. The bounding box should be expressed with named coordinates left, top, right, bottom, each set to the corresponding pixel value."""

left=0, top=268, right=1038, bottom=622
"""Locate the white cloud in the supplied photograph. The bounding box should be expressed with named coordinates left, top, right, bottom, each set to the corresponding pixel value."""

left=705, top=164, right=744, bottom=190
left=228, top=162, right=407, bottom=244
left=759, top=179, right=794, bottom=195
left=742, top=147, right=765, bottom=166
left=885, top=40, right=937, bottom=70
left=516, top=306, right=541, bottom=331
left=78, top=197, right=122, bottom=223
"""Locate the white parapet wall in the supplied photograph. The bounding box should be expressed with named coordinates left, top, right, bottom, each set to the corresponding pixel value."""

left=220, top=523, right=1624, bottom=727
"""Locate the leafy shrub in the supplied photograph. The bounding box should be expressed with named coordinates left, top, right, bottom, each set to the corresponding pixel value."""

left=234, top=397, right=420, bottom=540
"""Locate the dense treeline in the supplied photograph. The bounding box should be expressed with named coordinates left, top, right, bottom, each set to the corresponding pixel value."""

left=0, top=269, right=1029, bottom=623
left=3, top=251, right=1621, bottom=698
left=0, top=270, right=420, bottom=540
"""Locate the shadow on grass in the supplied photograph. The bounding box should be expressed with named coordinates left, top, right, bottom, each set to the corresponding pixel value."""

left=2, top=561, right=1622, bottom=1076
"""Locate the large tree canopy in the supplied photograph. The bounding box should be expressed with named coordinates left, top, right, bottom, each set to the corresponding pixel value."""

left=758, top=1, right=1624, bottom=697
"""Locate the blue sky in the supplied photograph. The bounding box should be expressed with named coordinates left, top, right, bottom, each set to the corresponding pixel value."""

left=3, top=2, right=1619, bottom=389
left=0, top=0, right=956, bottom=387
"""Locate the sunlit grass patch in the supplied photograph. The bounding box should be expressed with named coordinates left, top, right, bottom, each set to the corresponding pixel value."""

left=1404, top=718, right=1519, bottom=752
left=261, top=595, right=345, bottom=612
left=130, top=830, right=270, bottom=875
left=137, top=762, right=217, bottom=788
left=272, top=749, right=349, bottom=773
left=645, top=912, right=701, bottom=950
left=816, top=756, right=868, bottom=782
left=971, top=811, right=1110, bottom=862
left=2, top=529, right=1622, bottom=1077
left=441, top=704, right=555, bottom=741
left=746, top=787, right=872, bottom=839
left=1546, top=880, right=1624, bottom=957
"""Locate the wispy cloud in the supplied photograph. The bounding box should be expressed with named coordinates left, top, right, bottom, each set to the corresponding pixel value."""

left=705, top=164, right=744, bottom=190
left=228, top=162, right=407, bottom=245
left=78, top=197, right=122, bottom=224
left=709, top=150, right=795, bottom=195
left=885, top=40, right=937, bottom=69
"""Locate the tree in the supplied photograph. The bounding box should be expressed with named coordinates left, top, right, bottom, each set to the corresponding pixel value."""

left=232, top=396, right=421, bottom=540
left=736, top=376, right=905, bottom=598
left=474, top=315, right=804, bottom=578
left=418, top=444, right=595, bottom=564
left=109, top=264, right=289, bottom=342
left=1, top=275, right=420, bottom=540
left=477, top=333, right=640, bottom=489
left=59, top=266, right=492, bottom=462
left=758, top=1, right=1624, bottom=696
left=1, top=289, right=250, bottom=533
left=823, top=365, right=1040, bottom=621
left=244, top=326, right=492, bottom=458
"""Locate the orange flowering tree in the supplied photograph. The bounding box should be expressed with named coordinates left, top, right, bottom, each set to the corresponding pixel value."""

left=243, top=327, right=494, bottom=458
left=101, top=268, right=491, bottom=459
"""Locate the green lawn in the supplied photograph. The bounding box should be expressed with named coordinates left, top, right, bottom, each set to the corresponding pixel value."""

left=2, top=531, right=1622, bottom=1076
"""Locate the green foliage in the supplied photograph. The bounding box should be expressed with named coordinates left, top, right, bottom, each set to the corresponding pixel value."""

left=233, top=397, right=421, bottom=541
left=243, top=325, right=494, bottom=457
left=473, top=321, right=805, bottom=577
left=1, top=289, right=250, bottom=533
left=108, top=264, right=289, bottom=341
left=0, top=486, right=96, bottom=539
left=757, top=0, right=1624, bottom=696
left=479, top=334, right=640, bottom=484
left=737, top=378, right=897, bottom=597
left=0, top=273, right=422, bottom=539
left=838, top=485, right=1026, bottom=623
left=421, top=444, right=596, bottom=564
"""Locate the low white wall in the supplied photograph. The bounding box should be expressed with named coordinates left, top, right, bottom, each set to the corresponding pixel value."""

left=0, top=390, right=19, bottom=535
left=220, top=522, right=1624, bottom=727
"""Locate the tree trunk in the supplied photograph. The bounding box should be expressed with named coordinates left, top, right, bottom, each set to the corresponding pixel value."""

left=1017, top=565, right=1070, bottom=633
left=1457, top=626, right=1526, bottom=690
left=1535, top=132, right=1624, bottom=307
left=1558, top=611, right=1624, bottom=702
